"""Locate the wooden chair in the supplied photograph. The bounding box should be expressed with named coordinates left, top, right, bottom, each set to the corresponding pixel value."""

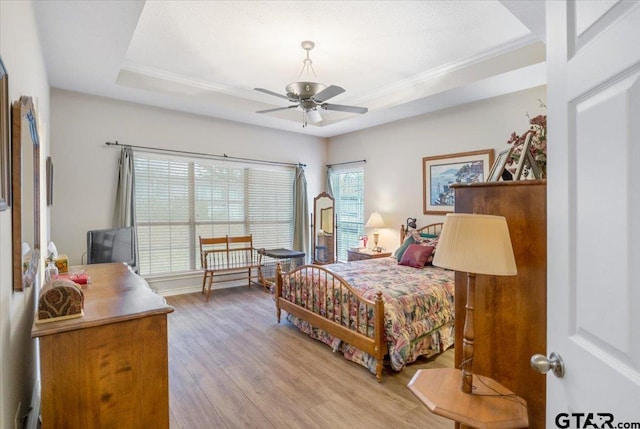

left=199, top=235, right=262, bottom=301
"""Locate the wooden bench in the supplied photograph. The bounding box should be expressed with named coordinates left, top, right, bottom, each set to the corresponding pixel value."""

left=199, top=235, right=262, bottom=302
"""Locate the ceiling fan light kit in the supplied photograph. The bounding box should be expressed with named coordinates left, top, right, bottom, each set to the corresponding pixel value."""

left=255, top=41, right=368, bottom=128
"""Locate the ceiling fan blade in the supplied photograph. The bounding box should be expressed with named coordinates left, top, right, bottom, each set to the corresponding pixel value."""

left=256, top=105, right=299, bottom=114
left=312, top=85, right=345, bottom=103
left=254, top=88, right=290, bottom=100
left=321, top=103, right=368, bottom=114
left=307, top=109, right=322, bottom=123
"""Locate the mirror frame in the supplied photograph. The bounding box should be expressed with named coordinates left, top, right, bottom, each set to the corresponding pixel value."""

left=0, top=56, right=9, bottom=211
left=312, top=191, right=335, bottom=264
left=12, top=96, right=40, bottom=291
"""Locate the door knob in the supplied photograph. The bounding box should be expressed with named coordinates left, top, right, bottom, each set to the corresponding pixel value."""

left=530, top=352, right=565, bottom=378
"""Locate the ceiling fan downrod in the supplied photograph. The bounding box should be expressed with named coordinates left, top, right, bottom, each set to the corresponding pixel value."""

left=298, top=40, right=317, bottom=80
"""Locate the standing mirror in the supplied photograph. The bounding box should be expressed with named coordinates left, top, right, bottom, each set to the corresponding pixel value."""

left=312, top=192, right=335, bottom=264
left=12, top=96, right=40, bottom=291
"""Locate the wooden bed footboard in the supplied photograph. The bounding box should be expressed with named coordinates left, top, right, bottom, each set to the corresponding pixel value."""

left=275, top=264, right=387, bottom=382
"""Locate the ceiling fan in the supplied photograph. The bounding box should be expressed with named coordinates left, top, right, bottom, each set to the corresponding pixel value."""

left=255, top=41, right=368, bottom=127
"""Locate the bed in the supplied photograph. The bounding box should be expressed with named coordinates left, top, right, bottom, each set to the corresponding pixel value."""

left=274, top=223, right=455, bottom=382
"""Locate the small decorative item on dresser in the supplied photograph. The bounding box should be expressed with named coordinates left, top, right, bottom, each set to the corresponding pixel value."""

left=505, top=111, right=547, bottom=179
left=53, top=254, right=69, bottom=273
left=44, top=260, right=59, bottom=283
left=36, top=278, right=84, bottom=324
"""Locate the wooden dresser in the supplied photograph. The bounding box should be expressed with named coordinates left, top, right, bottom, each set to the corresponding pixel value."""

left=32, top=263, right=174, bottom=429
left=453, top=181, right=547, bottom=429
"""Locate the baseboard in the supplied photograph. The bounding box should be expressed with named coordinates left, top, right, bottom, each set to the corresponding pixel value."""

left=155, top=284, right=201, bottom=297
left=155, top=282, right=250, bottom=297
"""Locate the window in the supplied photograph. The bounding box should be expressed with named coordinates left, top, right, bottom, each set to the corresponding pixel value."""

left=134, top=152, right=294, bottom=276
left=330, top=167, right=364, bottom=261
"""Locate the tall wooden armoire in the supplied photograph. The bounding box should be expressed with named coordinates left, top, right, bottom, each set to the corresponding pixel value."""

left=453, top=180, right=547, bottom=429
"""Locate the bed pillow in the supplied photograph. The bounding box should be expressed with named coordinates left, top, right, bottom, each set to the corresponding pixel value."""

left=393, top=236, right=416, bottom=261
left=399, top=244, right=435, bottom=268
left=422, top=238, right=439, bottom=265
left=419, top=232, right=438, bottom=239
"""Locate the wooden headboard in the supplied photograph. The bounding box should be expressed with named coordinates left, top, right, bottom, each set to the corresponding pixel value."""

left=400, top=222, right=444, bottom=244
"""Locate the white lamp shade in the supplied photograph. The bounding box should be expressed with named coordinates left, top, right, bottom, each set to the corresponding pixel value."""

left=432, top=213, right=517, bottom=276
left=365, top=211, right=385, bottom=228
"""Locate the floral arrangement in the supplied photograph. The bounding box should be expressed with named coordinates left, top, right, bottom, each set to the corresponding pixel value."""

left=507, top=113, right=547, bottom=177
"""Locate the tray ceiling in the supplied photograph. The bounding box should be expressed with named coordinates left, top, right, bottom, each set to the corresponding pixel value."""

left=33, top=1, right=546, bottom=137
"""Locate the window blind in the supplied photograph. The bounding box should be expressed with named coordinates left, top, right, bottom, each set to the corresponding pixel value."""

left=330, top=168, right=364, bottom=261
left=134, top=152, right=295, bottom=276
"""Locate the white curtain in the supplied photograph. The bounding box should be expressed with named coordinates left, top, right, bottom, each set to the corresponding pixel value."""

left=292, top=166, right=309, bottom=260
left=112, top=147, right=139, bottom=269
left=326, top=165, right=334, bottom=197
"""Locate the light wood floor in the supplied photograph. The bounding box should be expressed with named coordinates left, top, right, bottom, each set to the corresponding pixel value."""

left=166, top=286, right=455, bottom=429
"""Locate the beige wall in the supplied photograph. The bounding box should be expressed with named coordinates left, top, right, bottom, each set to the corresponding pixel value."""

left=0, top=1, right=50, bottom=427
left=50, top=89, right=327, bottom=295
left=50, top=86, right=546, bottom=295
left=327, top=85, right=547, bottom=252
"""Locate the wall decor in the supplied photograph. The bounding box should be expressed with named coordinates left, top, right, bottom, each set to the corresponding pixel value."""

left=512, top=133, right=543, bottom=180
left=487, top=146, right=515, bottom=182
left=488, top=136, right=543, bottom=182
left=46, top=156, right=53, bottom=206
left=423, top=149, right=494, bottom=215
left=12, top=96, right=41, bottom=291
left=0, top=56, right=9, bottom=211
left=506, top=113, right=547, bottom=178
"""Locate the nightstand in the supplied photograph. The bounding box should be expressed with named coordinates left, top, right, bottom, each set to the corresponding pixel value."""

left=408, top=368, right=528, bottom=429
left=347, top=249, right=392, bottom=262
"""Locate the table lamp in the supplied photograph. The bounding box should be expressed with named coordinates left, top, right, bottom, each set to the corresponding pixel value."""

left=432, top=213, right=517, bottom=393
left=365, top=211, right=385, bottom=249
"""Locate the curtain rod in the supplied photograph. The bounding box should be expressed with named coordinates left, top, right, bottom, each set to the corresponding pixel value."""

left=105, top=141, right=306, bottom=168
left=326, top=159, right=366, bottom=167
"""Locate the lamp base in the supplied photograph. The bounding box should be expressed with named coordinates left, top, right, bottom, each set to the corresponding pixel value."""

left=373, top=232, right=380, bottom=248
left=462, top=272, right=476, bottom=393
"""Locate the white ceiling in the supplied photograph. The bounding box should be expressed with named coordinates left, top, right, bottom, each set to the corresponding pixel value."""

left=33, top=1, right=546, bottom=138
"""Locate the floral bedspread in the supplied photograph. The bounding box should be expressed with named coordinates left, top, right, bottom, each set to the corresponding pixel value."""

left=280, top=257, right=455, bottom=374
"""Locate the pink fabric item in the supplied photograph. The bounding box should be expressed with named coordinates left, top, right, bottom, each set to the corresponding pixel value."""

left=399, top=244, right=435, bottom=268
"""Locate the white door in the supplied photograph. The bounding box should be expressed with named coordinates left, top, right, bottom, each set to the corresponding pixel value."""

left=546, top=1, right=640, bottom=427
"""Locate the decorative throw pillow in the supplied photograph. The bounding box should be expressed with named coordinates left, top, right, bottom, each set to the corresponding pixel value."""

left=393, top=235, right=416, bottom=262
left=399, top=244, right=435, bottom=268
left=421, top=238, right=439, bottom=265
left=422, top=237, right=438, bottom=248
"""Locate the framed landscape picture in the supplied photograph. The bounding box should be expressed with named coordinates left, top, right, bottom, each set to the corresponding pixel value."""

left=423, top=149, right=494, bottom=214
